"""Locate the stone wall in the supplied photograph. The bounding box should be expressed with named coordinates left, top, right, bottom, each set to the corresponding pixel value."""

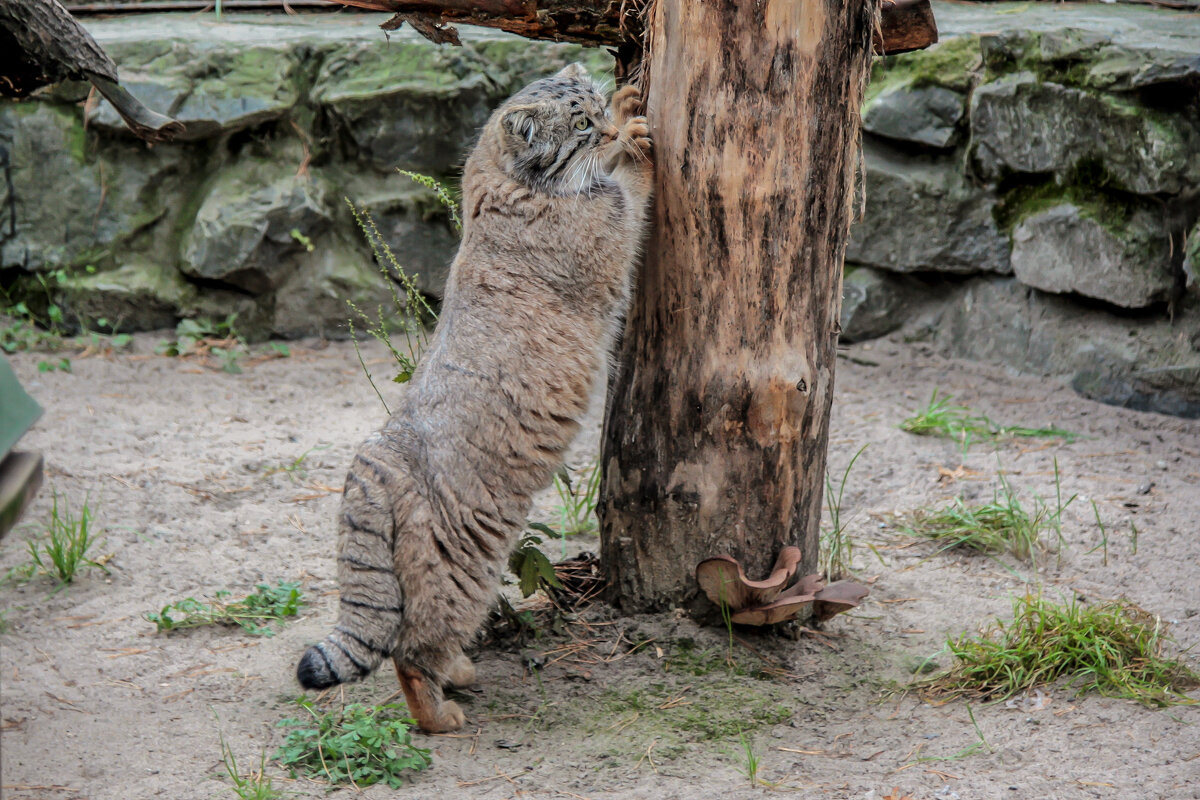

left=2, top=4, right=1198, bottom=416
left=841, top=2, right=1200, bottom=417
left=0, top=14, right=608, bottom=338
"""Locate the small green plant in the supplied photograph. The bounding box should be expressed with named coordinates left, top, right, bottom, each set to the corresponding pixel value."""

left=290, top=228, right=315, bottom=252
left=901, top=390, right=1076, bottom=450
left=896, top=470, right=1073, bottom=567
left=920, top=593, right=1199, bottom=707
left=737, top=730, right=760, bottom=787
left=258, top=445, right=328, bottom=483
left=157, top=315, right=248, bottom=373
left=508, top=525, right=564, bottom=598
left=146, top=582, right=304, bottom=636
left=346, top=172, right=459, bottom=412
left=219, top=730, right=282, bottom=800
left=37, top=357, right=71, bottom=373
left=552, top=460, right=601, bottom=537
left=16, top=491, right=107, bottom=587
left=276, top=701, right=431, bottom=788
left=821, top=444, right=868, bottom=580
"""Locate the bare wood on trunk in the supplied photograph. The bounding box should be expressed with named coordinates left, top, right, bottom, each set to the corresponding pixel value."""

left=597, top=0, right=879, bottom=614
left=320, top=0, right=935, bottom=56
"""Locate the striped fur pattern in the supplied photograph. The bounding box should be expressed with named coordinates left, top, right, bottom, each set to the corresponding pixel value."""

left=296, top=64, right=653, bottom=733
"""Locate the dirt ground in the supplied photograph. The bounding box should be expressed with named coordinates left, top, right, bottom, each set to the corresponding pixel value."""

left=1, top=334, right=1197, bottom=800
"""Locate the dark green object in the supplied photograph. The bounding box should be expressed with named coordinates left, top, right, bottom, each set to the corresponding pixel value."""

left=1, top=356, right=44, bottom=538
left=0, top=357, right=42, bottom=459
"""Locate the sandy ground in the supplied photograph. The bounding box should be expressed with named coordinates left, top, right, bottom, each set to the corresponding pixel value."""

left=1, top=334, right=1198, bottom=800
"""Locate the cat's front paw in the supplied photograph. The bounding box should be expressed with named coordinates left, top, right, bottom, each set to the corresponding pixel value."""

left=611, top=84, right=644, bottom=127
left=620, top=115, right=653, bottom=161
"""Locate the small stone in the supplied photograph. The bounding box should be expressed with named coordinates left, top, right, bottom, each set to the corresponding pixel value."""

left=1137, top=481, right=1153, bottom=495
left=1156, top=460, right=1168, bottom=471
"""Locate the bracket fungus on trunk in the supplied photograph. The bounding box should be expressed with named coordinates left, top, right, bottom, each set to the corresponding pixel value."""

left=695, top=548, right=868, bottom=626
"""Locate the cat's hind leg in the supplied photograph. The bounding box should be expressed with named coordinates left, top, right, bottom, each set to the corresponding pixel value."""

left=392, top=656, right=466, bottom=733
left=444, top=647, right=476, bottom=689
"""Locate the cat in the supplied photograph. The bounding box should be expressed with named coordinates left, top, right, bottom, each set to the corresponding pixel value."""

left=295, top=64, right=653, bottom=733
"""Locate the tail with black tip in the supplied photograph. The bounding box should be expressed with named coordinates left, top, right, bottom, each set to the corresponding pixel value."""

left=297, top=451, right=405, bottom=690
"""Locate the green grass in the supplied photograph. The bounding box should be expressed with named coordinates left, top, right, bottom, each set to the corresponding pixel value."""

left=737, top=730, right=761, bottom=787
left=10, top=491, right=108, bottom=587
left=821, top=444, right=868, bottom=579
left=218, top=730, right=282, bottom=800
left=921, top=593, right=1199, bottom=708
left=145, top=581, right=305, bottom=636
left=552, top=460, right=602, bottom=537
left=901, top=390, right=1076, bottom=450
left=275, top=701, right=431, bottom=789
left=895, top=471, right=1072, bottom=567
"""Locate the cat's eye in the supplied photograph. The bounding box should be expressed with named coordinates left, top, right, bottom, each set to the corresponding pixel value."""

left=574, top=117, right=591, bottom=132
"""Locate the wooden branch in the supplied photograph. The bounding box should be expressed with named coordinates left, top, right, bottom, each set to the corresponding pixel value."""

left=876, top=0, right=938, bottom=55
left=320, top=0, right=937, bottom=56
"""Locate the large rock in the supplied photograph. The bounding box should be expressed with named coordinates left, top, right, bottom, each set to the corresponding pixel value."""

left=272, top=235, right=398, bottom=340
left=312, top=37, right=611, bottom=175
left=931, top=277, right=1200, bottom=418
left=181, top=154, right=332, bottom=294
left=970, top=73, right=1200, bottom=195
left=862, top=83, right=966, bottom=149
left=55, top=258, right=195, bottom=332
left=0, top=102, right=189, bottom=274
left=1010, top=202, right=1174, bottom=308
left=849, top=139, right=1011, bottom=274
left=89, top=38, right=303, bottom=140
left=839, top=267, right=928, bottom=343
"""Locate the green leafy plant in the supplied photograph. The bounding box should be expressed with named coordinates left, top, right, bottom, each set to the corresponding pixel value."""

left=15, top=491, right=107, bottom=587
left=37, top=357, right=71, bottom=373
left=145, top=581, right=304, bottom=636
left=157, top=315, right=248, bottom=373
left=276, top=701, right=431, bottom=789
left=920, top=593, right=1199, bottom=708
left=552, top=460, right=601, bottom=537
left=820, top=444, right=867, bottom=580
left=901, top=390, right=1076, bottom=450
left=508, top=525, right=564, bottom=598
left=218, top=730, right=282, bottom=800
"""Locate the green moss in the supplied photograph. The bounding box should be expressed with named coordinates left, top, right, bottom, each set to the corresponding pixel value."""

left=868, top=35, right=981, bottom=104
left=993, top=171, right=1142, bottom=235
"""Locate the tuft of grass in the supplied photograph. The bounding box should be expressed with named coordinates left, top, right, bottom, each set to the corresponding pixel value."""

left=146, top=581, right=304, bottom=636
left=257, top=444, right=329, bottom=484
left=921, top=593, right=1199, bottom=708
left=552, top=460, right=601, bottom=537
left=219, top=730, right=282, bottom=800
left=276, top=700, right=431, bottom=789
left=897, top=469, right=1074, bottom=567
left=821, top=444, right=868, bottom=579
left=13, top=491, right=108, bottom=587
left=737, top=730, right=761, bottom=787
left=901, top=390, right=1076, bottom=450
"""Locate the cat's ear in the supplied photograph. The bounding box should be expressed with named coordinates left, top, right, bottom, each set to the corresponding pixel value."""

left=555, top=63, right=589, bottom=81
left=501, top=105, right=541, bottom=145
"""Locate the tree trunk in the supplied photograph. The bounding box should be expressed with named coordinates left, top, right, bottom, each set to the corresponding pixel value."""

left=599, top=0, right=878, bottom=614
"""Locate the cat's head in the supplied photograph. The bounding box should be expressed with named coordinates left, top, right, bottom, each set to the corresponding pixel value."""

left=486, top=64, right=617, bottom=194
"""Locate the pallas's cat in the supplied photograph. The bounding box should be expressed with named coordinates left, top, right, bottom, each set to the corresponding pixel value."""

left=296, top=65, right=652, bottom=733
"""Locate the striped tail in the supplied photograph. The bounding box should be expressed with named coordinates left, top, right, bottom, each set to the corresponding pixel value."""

left=297, top=454, right=404, bottom=690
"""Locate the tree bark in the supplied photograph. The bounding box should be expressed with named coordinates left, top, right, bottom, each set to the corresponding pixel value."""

left=598, top=0, right=878, bottom=614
